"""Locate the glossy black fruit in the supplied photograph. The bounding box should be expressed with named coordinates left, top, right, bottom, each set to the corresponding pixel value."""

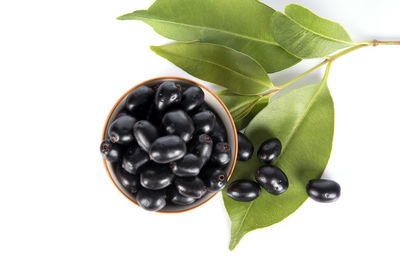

left=116, top=165, right=139, bottom=193
left=162, top=110, right=194, bottom=142
left=211, top=142, right=231, bottom=167
left=202, top=168, right=227, bottom=192
left=136, top=188, right=167, bottom=211
left=170, top=153, right=202, bottom=177
left=149, top=135, right=187, bottom=164
left=190, top=134, right=213, bottom=166
left=210, top=118, right=227, bottom=143
left=116, top=109, right=129, bottom=119
left=125, top=85, right=154, bottom=113
left=121, top=146, right=149, bottom=175
left=181, top=86, right=205, bottom=112
left=133, top=120, right=159, bottom=153
left=145, top=103, right=163, bottom=125
left=226, top=179, right=261, bottom=202
left=168, top=186, right=196, bottom=206
left=255, top=165, right=288, bottom=195
left=154, top=81, right=182, bottom=112
left=237, top=132, right=254, bottom=161
left=306, top=179, right=341, bottom=203
left=100, top=139, right=122, bottom=162
left=257, top=138, right=282, bottom=163
left=107, top=115, right=136, bottom=144
left=140, top=162, right=175, bottom=190
left=192, top=111, right=216, bottom=134
left=174, top=177, right=207, bottom=199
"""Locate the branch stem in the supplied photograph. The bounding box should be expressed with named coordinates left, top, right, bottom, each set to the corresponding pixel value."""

left=272, top=39, right=400, bottom=91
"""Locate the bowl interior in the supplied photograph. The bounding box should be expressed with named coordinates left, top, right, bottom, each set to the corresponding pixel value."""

left=104, top=78, right=237, bottom=212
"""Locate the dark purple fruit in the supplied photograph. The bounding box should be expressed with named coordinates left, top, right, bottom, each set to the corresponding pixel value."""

left=116, top=109, right=129, bottom=119
left=170, top=153, right=202, bottom=177
left=174, top=177, right=207, bottom=199
left=133, top=120, right=159, bottom=153
left=140, top=162, right=174, bottom=190
left=210, top=118, right=227, bottom=143
left=192, top=111, right=216, bottom=134
left=136, top=188, right=166, bottom=211
left=125, top=85, right=154, bottom=113
left=306, top=179, right=341, bottom=203
left=145, top=103, right=162, bottom=124
left=181, top=86, right=205, bottom=112
left=107, top=115, right=136, bottom=144
left=226, top=179, right=260, bottom=202
left=211, top=142, right=231, bottom=167
left=237, top=132, right=254, bottom=161
left=255, top=165, right=288, bottom=195
left=154, top=81, right=182, bottom=112
left=149, top=135, right=187, bottom=164
left=168, top=187, right=196, bottom=206
left=100, top=139, right=122, bottom=162
left=121, top=146, right=149, bottom=175
left=116, top=165, right=139, bottom=194
left=257, top=138, right=282, bottom=163
left=202, top=168, right=227, bottom=192
left=162, top=110, right=194, bottom=142
left=190, top=134, right=213, bottom=167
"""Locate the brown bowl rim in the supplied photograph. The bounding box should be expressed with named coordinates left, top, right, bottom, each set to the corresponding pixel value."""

left=102, top=76, right=238, bottom=213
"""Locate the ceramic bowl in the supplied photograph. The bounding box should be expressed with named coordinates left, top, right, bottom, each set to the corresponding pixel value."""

left=102, top=77, right=237, bottom=212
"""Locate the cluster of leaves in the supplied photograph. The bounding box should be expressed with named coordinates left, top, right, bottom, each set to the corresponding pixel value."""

left=119, top=0, right=356, bottom=250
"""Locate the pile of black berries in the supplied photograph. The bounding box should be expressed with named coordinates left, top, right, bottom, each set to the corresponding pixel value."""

left=227, top=134, right=340, bottom=203
left=100, top=81, right=232, bottom=212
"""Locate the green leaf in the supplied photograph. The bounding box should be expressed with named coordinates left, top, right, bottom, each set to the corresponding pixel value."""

left=271, top=4, right=355, bottom=58
left=152, top=43, right=273, bottom=95
left=223, top=81, right=334, bottom=250
left=216, top=90, right=269, bottom=130
left=118, top=0, right=300, bottom=73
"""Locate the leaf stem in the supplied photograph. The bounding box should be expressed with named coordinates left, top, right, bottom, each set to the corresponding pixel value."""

left=273, top=39, right=400, bottom=91
left=274, top=60, right=328, bottom=89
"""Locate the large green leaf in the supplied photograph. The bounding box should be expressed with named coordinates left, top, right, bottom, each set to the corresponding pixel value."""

left=271, top=4, right=355, bottom=58
left=119, top=0, right=300, bottom=73
left=223, top=80, right=335, bottom=250
left=215, top=90, right=269, bottom=130
left=152, top=43, right=273, bottom=95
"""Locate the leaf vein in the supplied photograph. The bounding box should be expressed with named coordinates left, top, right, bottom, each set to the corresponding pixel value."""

left=133, top=14, right=280, bottom=47
left=156, top=49, right=271, bottom=88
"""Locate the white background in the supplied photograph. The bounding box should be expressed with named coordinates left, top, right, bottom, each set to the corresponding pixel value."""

left=1, top=0, right=399, bottom=266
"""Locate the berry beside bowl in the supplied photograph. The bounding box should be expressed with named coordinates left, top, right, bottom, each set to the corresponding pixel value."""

left=101, top=77, right=238, bottom=213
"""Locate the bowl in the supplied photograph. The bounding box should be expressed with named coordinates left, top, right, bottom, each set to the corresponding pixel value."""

left=102, top=77, right=237, bottom=213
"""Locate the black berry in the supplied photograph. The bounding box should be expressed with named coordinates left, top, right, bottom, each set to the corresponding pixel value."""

left=202, top=167, right=227, bottom=192
left=149, top=135, right=187, bottom=164
left=226, top=179, right=260, bottom=202
left=174, top=176, right=207, bottom=199
left=133, top=120, right=159, bottom=153
left=162, top=110, right=194, bottom=142
left=140, top=162, right=175, bottom=190
left=170, top=153, right=202, bottom=177
left=136, top=188, right=167, bottom=211
left=121, top=146, right=149, bottom=175
left=107, top=115, right=136, bottom=144
left=192, top=111, right=216, bottom=134
left=100, top=139, right=122, bottom=162
left=154, top=81, right=182, bottom=112
left=257, top=138, right=282, bottom=163
left=255, top=165, right=288, bottom=195
left=211, top=142, right=231, bottom=167
left=237, top=132, right=254, bottom=161
left=306, top=179, right=341, bottom=203
left=190, top=134, right=213, bottom=167
left=125, top=85, right=154, bottom=113
left=181, top=85, right=205, bottom=112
